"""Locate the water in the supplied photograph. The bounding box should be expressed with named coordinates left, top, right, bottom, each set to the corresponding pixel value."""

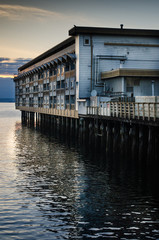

left=0, top=103, right=159, bottom=240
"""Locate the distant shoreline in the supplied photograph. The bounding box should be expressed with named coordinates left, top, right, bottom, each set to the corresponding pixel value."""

left=0, top=98, right=15, bottom=103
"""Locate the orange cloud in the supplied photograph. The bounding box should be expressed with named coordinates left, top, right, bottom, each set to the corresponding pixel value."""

left=0, top=4, right=64, bottom=21
left=0, top=74, right=14, bottom=78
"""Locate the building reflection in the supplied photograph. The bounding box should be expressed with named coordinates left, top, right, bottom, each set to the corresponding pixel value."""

left=14, top=124, right=159, bottom=239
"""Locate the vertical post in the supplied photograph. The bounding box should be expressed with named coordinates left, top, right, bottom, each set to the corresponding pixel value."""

left=133, top=103, right=135, bottom=119
left=142, top=103, right=145, bottom=120
left=128, top=102, right=130, bottom=119
left=112, top=102, right=115, bottom=117
left=147, top=126, right=155, bottom=164
left=137, top=103, right=140, bottom=119
left=130, top=124, right=138, bottom=159
left=88, top=120, right=94, bottom=151
left=124, top=123, right=130, bottom=156
left=54, top=116, right=57, bottom=137
left=148, top=103, right=150, bottom=121
left=75, top=118, right=79, bottom=142
left=106, top=121, right=113, bottom=154
left=121, top=76, right=124, bottom=93
left=21, top=111, right=24, bottom=124
left=124, top=102, right=126, bottom=118
left=113, top=122, right=120, bottom=155
left=153, top=103, right=156, bottom=121
left=61, top=117, right=66, bottom=140
left=152, top=80, right=155, bottom=96
left=35, top=112, right=38, bottom=129
left=138, top=125, right=145, bottom=162
left=116, top=102, right=119, bottom=117
left=120, top=102, right=122, bottom=118
left=79, top=118, right=84, bottom=144
left=94, top=118, right=99, bottom=152
left=154, top=127, right=159, bottom=163
left=100, top=121, right=106, bottom=153
left=58, top=116, right=62, bottom=138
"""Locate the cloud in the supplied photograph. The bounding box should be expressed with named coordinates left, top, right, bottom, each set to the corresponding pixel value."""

left=0, top=58, right=32, bottom=76
left=0, top=4, right=64, bottom=21
left=0, top=57, right=10, bottom=62
left=0, top=3, right=92, bottom=25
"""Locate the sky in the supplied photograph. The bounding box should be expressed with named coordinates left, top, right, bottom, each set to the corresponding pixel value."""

left=0, top=0, right=159, bottom=98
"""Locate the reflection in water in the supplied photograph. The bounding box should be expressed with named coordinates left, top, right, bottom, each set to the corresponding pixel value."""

left=0, top=103, right=159, bottom=239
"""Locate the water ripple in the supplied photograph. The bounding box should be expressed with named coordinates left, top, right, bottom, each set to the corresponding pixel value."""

left=0, top=104, right=159, bottom=239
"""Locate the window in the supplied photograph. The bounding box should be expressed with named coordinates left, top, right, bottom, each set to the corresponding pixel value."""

left=126, top=86, right=134, bottom=93
left=65, top=63, right=69, bottom=72
left=71, top=62, right=75, bottom=70
left=71, top=80, right=74, bottom=88
left=126, top=78, right=140, bottom=93
left=49, top=69, right=53, bottom=76
left=53, top=83, right=56, bottom=90
left=66, top=81, right=69, bottom=89
left=61, top=66, right=65, bottom=74
left=126, top=78, right=134, bottom=93
left=53, top=69, right=57, bottom=75
left=84, top=36, right=90, bottom=46
left=57, top=67, right=60, bottom=75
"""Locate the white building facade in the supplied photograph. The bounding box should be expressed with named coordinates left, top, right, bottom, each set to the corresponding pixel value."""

left=14, top=26, right=159, bottom=117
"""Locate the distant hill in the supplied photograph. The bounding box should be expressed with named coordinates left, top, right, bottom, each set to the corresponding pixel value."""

left=0, top=78, right=15, bottom=100
left=0, top=98, right=15, bottom=103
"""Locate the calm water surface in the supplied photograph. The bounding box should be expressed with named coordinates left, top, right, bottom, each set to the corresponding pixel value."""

left=0, top=103, right=159, bottom=240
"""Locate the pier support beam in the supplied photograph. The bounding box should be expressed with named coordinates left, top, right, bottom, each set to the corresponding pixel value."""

left=147, top=126, right=155, bottom=163
left=106, top=121, right=113, bottom=154
left=88, top=120, right=94, bottom=150
left=30, top=112, right=34, bottom=128
left=100, top=121, right=106, bottom=153
left=113, top=122, right=120, bottom=155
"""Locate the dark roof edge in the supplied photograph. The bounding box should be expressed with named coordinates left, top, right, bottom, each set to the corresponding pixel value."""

left=69, top=26, right=159, bottom=37
left=19, top=37, right=75, bottom=71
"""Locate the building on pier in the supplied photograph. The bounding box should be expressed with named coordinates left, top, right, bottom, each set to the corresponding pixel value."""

left=14, top=26, right=159, bottom=118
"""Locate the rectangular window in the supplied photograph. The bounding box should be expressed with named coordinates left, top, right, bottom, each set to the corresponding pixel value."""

left=126, top=86, right=134, bottom=92
left=53, top=69, right=57, bottom=75
left=49, top=70, right=53, bottom=76
left=65, top=63, right=69, bottom=72
left=66, top=81, right=69, bottom=89
left=57, top=67, right=60, bottom=75
left=83, top=36, right=90, bottom=46
left=71, top=63, right=75, bottom=70
left=61, top=66, right=65, bottom=74
left=71, top=81, right=74, bottom=88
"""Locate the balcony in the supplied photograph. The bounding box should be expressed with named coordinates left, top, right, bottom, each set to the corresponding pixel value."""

left=43, top=87, right=50, bottom=92
left=33, top=88, right=39, bottom=93
left=65, top=69, right=75, bottom=78
left=50, top=75, right=57, bottom=82
left=38, top=103, right=43, bottom=108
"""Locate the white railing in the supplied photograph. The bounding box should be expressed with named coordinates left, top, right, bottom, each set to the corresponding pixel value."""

left=87, top=102, right=159, bottom=121
left=16, top=106, right=78, bottom=119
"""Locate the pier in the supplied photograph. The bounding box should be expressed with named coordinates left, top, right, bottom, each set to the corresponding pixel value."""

left=20, top=100, right=159, bottom=164
left=14, top=25, right=159, bottom=163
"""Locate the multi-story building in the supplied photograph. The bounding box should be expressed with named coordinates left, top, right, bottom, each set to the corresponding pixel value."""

left=14, top=26, right=159, bottom=118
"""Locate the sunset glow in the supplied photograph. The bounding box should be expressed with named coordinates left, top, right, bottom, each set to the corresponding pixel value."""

left=0, top=74, right=14, bottom=79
